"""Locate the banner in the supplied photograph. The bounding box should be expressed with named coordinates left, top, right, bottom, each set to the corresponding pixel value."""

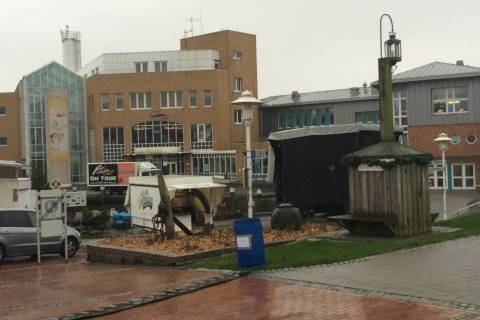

left=45, top=89, right=71, bottom=184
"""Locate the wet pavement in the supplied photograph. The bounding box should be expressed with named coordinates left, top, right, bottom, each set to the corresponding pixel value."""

left=0, top=248, right=216, bottom=320
left=98, top=277, right=478, bottom=320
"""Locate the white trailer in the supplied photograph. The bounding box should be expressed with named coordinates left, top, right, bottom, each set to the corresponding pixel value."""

left=125, top=175, right=226, bottom=232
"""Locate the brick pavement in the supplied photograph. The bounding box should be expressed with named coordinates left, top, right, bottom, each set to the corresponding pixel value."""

left=260, top=236, right=480, bottom=309
left=98, top=277, right=478, bottom=320
left=0, top=248, right=216, bottom=320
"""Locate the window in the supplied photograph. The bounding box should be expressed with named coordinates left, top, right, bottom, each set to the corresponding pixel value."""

left=160, top=91, right=183, bottom=108
left=103, top=127, right=124, bottom=162
left=232, top=51, right=242, bottom=59
left=286, top=111, right=294, bottom=128
left=233, top=78, right=242, bottom=92
left=214, top=60, right=220, bottom=69
left=277, top=111, right=286, bottom=129
left=189, top=90, right=197, bottom=107
left=452, top=163, right=475, bottom=189
left=203, top=90, right=212, bottom=107
left=192, top=152, right=236, bottom=180
left=428, top=161, right=444, bottom=189
left=0, top=211, right=34, bottom=228
left=304, top=110, right=312, bottom=126
left=234, top=110, right=242, bottom=124
left=154, top=61, right=167, bottom=72
left=466, top=134, right=477, bottom=144
left=135, top=62, right=148, bottom=73
left=131, top=121, right=184, bottom=150
left=393, top=91, right=408, bottom=126
left=191, top=123, right=212, bottom=149
left=0, top=106, right=5, bottom=115
left=129, top=92, right=152, bottom=109
left=251, top=149, right=268, bottom=181
left=355, top=111, right=379, bottom=124
left=100, top=93, right=109, bottom=111
left=296, top=111, right=303, bottom=128
left=115, top=93, right=124, bottom=110
left=0, top=137, right=6, bottom=146
left=432, top=87, right=468, bottom=114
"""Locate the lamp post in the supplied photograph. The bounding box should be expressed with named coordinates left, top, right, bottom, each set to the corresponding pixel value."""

left=434, top=133, right=452, bottom=220
left=378, top=14, right=402, bottom=142
left=231, top=91, right=262, bottom=218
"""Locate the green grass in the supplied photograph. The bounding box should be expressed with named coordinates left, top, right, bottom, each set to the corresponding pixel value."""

left=188, top=213, right=480, bottom=271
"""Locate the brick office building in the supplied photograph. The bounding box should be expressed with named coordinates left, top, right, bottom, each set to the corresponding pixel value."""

left=81, top=30, right=268, bottom=181
left=0, top=92, right=20, bottom=161
left=261, top=61, right=480, bottom=191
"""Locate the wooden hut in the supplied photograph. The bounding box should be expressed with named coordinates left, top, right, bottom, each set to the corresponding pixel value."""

left=338, top=141, right=433, bottom=237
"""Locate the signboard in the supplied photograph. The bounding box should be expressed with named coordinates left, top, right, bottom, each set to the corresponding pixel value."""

left=65, top=191, right=87, bottom=207
left=236, top=235, right=252, bottom=250
left=358, top=164, right=384, bottom=172
left=88, top=162, right=136, bottom=187
left=38, top=190, right=64, bottom=237
left=45, top=89, right=71, bottom=185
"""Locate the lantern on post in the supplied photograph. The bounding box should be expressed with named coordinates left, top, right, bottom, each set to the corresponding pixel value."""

left=434, top=133, right=452, bottom=221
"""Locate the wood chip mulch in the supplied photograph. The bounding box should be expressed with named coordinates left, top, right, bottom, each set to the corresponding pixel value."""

left=101, top=223, right=337, bottom=254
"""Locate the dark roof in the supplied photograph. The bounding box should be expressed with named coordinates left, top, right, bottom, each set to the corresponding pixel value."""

left=261, top=87, right=378, bottom=108
left=343, top=141, right=428, bottom=158
left=391, top=62, right=480, bottom=84
left=268, top=123, right=402, bottom=141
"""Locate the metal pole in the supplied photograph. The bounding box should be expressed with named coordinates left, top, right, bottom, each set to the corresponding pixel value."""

left=63, top=189, right=68, bottom=262
left=442, top=149, right=448, bottom=220
left=36, top=194, right=41, bottom=264
left=245, top=119, right=253, bottom=218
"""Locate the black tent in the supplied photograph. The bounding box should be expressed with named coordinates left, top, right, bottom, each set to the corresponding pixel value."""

left=268, top=123, right=402, bottom=215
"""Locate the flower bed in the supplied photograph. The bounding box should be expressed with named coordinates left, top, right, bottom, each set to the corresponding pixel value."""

left=101, top=223, right=336, bottom=255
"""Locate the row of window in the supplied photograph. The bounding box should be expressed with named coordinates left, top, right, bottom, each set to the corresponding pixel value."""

left=432, top=87, right=468, bottom=114
left=277, top=108, right=334, bottom=129
left=135, top=61, right=168, bottom=73
left=429, top=162, right=475, bottom=190
left=99, top=90, right=213, bottom=111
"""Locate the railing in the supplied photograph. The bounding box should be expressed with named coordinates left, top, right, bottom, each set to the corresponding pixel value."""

left=216, top=194, right=277, bottom=216
left=191, top=141, right=213, bottom=150
left=450, top=201, right=480, bottom=219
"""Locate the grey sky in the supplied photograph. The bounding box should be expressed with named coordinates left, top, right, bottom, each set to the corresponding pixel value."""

left=1, top=0, right=480, bottom=98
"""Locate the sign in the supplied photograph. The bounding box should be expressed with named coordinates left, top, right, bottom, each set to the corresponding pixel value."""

left=39, top=190, right=63, bottom=220
left=236, top=235, right=252, bottom=250
left=65, top=191, right=87, bottom=207
left=88, top=162, right=136, bottom=187
left=358, top=164, right=384, bottom=172
left=45, top=89, right=71, bottom=185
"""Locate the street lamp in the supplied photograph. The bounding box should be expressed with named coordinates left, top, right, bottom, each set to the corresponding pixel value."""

left=231, top=90, right=262, bottom=218
left=378, top=13, right=402, bottom=142
left=434, top=133, right=452, bottom=221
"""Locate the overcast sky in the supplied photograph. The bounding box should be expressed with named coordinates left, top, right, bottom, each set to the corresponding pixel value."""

left=1, top=0, right=480, bottom=98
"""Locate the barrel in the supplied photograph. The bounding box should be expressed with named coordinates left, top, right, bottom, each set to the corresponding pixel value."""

left=233, top=217, right=265, bottom=268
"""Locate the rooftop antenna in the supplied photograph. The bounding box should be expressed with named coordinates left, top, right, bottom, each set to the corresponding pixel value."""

left=184, top=15, right=200, bottom=37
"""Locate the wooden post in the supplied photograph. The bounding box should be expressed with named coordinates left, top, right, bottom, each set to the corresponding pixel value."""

left=378, top=58, right=395, bottom=142
left=157, top=174, right=175, bottom=240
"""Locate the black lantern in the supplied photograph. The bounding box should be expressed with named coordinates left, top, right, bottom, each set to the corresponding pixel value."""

left=384, top=32, right=402, bottom=64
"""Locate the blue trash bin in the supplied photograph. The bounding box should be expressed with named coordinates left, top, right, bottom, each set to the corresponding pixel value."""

left=233, top=217, right=265, bottom=268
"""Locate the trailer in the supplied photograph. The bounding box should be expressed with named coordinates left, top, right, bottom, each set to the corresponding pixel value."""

left=268, top=123, right=402, bottom=215
left=124, top=175, right=226, bottom=231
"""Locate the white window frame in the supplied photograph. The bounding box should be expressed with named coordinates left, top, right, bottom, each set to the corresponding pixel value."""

left=452, top=163, right=475, bottom=190
left=154, top=61, right=168, bottom=72
left=233, top=78, right=242, bottom=92
left=130, top=92, right=152, bottom=110
left=432, top=87, right=468, bottom=115
left=232, top=51, right=241, bottom=59
left=393, top=91, right=408, bottom=127
left=189, top=90, right=197, bottom=108
left=100, top=93, right=109, bottom=111
left=115, top=93, right=124, bottom=110
left=160, top=91, right=183, bottom=108
left=234, top=110, right=242, bottom=124
left=203, top=90, right=212, bottom=107
left=428, top=161, right=444, bottom=189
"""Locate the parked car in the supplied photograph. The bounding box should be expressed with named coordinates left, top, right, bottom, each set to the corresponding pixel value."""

left=0, top=208, right=81, bottom=262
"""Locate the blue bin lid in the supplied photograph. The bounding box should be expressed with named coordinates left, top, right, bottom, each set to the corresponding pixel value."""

left=234, top=217, right=261, bottom=224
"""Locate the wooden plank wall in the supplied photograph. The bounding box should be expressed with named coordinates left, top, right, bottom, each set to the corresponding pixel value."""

left=348, top=164, right=432, bottom=236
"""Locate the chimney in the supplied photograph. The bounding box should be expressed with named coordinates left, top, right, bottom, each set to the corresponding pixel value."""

left=362, top=82, right=368, bottom=93
left=456, top=60, right=464, bottom=66
left=350, top=87, right=360, bottom=96
left=291, top=91, right=300, bottom=102
left=60, top=25, right=82, bottom=72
